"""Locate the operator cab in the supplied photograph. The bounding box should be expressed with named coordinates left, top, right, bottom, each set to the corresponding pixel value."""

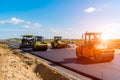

left=83, top=32, right=101, bottom=45
left=20, top=34, right=34, bottom=48
left=34, top=36, right=44, bottom=42
left=82, top=32, right=108, bottom=49
left=22, top=35, right=34, bottom=40
left=54, top=36, right=62, bottom=42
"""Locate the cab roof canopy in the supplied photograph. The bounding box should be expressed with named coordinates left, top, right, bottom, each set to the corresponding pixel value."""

left=54, top=36, right=62, bottom=38
left=22, top=34, right=33, bottom=37
left=35, top=36, right=43, bottom=37
left=85, top=32, right=101, bottom=35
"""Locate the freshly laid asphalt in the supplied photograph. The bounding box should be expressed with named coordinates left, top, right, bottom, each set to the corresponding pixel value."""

left=22, top=48, right=120, bottom=80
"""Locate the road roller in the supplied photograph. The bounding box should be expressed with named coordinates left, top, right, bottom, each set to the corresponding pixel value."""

left=76, top=32, right=114, bottom=62
left=32, top=36, right=47, bottom=51
left=51, top=36, right=67, bottom=49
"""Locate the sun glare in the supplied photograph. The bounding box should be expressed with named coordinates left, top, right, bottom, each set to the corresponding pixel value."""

left=102, top=36, right=108, bottom=41
left=101, top=34, right=109, bottom=41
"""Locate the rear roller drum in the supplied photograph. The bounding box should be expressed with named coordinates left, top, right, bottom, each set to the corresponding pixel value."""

left=76, top=51, right=83, bottom=59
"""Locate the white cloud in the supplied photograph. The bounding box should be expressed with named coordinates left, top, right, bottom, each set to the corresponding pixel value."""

left=0, top=17, right=42, bottom=29
left=9, top=17, right=25, bottom=24
left=26, top=21, right=31, bottom=24
left=84, top=7, right=96, bottom=13
left=0, top=21, right=6, bottom=24
left=33, top=23, right=41, bottom=27
left=22, top=23, right=41, bottom=29
left=0, top=17, right=25, bottom=24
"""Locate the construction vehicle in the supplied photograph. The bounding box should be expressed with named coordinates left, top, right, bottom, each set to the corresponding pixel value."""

left=51, top=36, right=67, bottom=49
left=20, top=35, right=34, bottom=48
left=32, top=36, right=47, bottom=51
left=76, top=32, right=114, bottom=62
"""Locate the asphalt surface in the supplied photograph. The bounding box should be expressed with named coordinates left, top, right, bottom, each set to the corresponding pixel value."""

left=21, top=48, right=120, bottom=80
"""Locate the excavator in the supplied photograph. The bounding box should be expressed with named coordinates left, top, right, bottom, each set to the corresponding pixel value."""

left=76, top=32, right=114, bottom=62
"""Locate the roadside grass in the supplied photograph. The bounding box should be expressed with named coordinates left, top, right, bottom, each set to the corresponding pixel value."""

left=7, top=38, right=120, bottom=49
left=105, top=39, right=120, bottom=49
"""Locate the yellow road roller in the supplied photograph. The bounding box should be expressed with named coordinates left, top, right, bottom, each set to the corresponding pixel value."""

left=51, top=36, right=67, bottom=49
left=76, top=32, right=114, bottom=62
left=32, top=36, right=47, bottom=51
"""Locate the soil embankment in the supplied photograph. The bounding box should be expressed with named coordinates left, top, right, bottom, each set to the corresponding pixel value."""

left=0, top=42, right=70, bottom=80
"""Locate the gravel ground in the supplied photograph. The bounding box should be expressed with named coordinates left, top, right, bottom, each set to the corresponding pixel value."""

left=0, top=43, right=42, bottom=80
left=0, top=42, right=70, bottom=80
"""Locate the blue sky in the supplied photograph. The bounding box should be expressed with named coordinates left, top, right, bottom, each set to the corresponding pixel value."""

left=0, top=0, right=120, bottom=39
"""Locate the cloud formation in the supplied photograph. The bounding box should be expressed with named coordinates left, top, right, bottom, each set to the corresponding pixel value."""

left=84, top=7, right=96, bottom=13
left=0, top=17, right=25, bottom=24
left=0, top=17, right=41, bottom=29
left=22, top=23, right=41, bottom=29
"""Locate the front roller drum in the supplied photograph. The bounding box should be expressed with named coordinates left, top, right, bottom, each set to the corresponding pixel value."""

left=94, top=53, right=114, bottom=62
left=102, top=54, right=114, bottom=62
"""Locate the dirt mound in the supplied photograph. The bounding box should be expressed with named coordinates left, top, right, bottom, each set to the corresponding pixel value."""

left=0, top=42, right=71, bottom=80
left=0, top=45, right=41, bottom=80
